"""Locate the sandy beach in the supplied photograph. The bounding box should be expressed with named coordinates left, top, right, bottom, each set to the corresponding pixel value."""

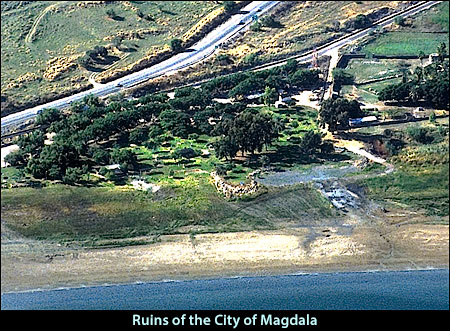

left=1, top=222, right=448, bottom=293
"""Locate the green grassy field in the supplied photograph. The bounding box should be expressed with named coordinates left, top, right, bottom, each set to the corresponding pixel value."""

left=362, top=162, right=449, bottom=218
left=344, top=58, right=421, bottom=84
left=1, top=1, right=219, bottom=105
left=0, top=176, right=337, bottom=245
left=361, top=32, right=449, bottom=56
left=360, top=1, right=449, bottom=56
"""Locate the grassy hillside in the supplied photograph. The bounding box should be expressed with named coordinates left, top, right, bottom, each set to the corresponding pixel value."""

left=0, top=177, right=337, bottom=246
left=358, top=120, right=449, bottom=219
left=1, top=1, right=219, bottom=109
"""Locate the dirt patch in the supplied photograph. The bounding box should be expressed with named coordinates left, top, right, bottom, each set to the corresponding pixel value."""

left=255, top=165, right=359, bottom=187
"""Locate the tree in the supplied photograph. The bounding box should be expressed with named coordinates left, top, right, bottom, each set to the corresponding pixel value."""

left=93, top=45, right=108, bottom=58
left=319, top=98, right=363, bottom=132
left=282, top=59, right=299, bottom=75
left=344, top=14, right=371, bottom=30
left=129, top=128, right=149, bottom=145
left=259, top=155, right=270, bottom=168
left=4, top=149, right=26, bottom=167
left=406, top=125, right=434, bottom=144
left=90, top=147, right=110, bottom=164
left=436, top=42, right=447, bottom=63
left=77, top=55, right=93, bottom=68
left=35, top=108, right=62, bottom=127
left=172, top=148, right=199, bottom=164
left=111, top=36, right=123, bottom=50
left=331, top=20, right=341, bottom=32
left=159, top=109, right=193, bottom=138
left=418, top=50, right=427, bottom=66
left=260, top=15, right=282, bottom=28
left=110, top=148, right=137, bottom=170
left=250, top=21, right=262, bottom=32
left=229, top=77, right=265, bottom=99
left=106, top=9, right=116, bottom=19
left=17, top=130, right=46, bottom=157
left=223, top=1, right=237, bottom=13
left=213, top=135, right=239, bottom=160
left=332, top=68, right=354, bottom=90
left=290, top=69, right=321, bottom=89
left=262, top=86, right=278, bottom=106
left=214, top=164, right=228, bottom=176
left=429, top=111, right=436, bottom=123
left=299, top=131, right=323, bottom=155
left=193, top=108, right=215, bottom=135
left=214, top=110, right=280, bottom=159
left=394, top=16, right=405, bottom=27
left=63, top=167, right=84, bottom=185
left=170, top=38, right=184, bottom=52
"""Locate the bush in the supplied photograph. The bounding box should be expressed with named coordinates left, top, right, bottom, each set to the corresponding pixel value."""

left=63, top=167, right=84, bottom=185
left=406, top=126, right=434, bottom=144
left=170, top=38, right=184, bottom=52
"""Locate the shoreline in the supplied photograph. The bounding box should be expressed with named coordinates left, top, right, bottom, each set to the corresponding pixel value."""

left=2, top=266, right=448, bottom=295
left=2, top=224, right=448, bottom=294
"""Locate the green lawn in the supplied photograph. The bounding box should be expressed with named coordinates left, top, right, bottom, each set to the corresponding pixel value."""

left=362, top=162, right=449, bottom=218
left=359, top=121, right=449, bottom=219
left=345, top=58, right=421, bottom=84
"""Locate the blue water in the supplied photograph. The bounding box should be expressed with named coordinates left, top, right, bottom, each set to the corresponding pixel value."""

left=1, top=269, right=448, bottom=310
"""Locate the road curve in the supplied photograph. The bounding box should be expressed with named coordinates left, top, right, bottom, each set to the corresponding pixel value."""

left=1, top=1, right=440, bottom=129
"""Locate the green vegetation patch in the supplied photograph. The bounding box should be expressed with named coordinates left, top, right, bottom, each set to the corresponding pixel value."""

left=1, top=1, right=219, bottom=106
left=361, top=32, right=449, bottom=56
left=359, top=121, right=449, bottom=218
left=1, top=177, right=337, bottom=244
left=360, top=2, right=449, bottom=56
left=362, top=163, right=449, bottom=217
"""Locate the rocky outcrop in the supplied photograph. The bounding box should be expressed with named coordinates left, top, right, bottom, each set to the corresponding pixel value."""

left=211, top=171, right=261, bottom=199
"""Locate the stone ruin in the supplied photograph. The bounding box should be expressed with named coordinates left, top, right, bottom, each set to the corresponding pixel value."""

left=210, top=171, right=261, bottom=199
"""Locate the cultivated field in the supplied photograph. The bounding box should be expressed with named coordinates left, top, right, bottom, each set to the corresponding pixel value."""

left=359, top=1, right=449, bottom=55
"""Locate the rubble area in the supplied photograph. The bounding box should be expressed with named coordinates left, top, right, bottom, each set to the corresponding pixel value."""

left=211, top=171, right=261, bottom=199
left=316, top=181, right=362, bottom=211
left=43, top=55, right=79, bottom=81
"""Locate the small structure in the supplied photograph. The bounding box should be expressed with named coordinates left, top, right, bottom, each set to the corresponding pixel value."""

left=131, top=180, right=160, bottom=193
left=412, top=107, right=430, bottom=119
left=348, top=116, right=378, bottom=127
left=105, top=164, right=122, bottom=175
left=426, top=53, right=440, bottom=66
left=278, top=90, right=292, bottom=103
left=274, top=100, right=288, bottom=108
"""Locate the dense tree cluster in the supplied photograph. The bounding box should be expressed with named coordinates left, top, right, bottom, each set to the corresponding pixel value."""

left=78, top=45, right=109, bottom=68
left=378, top=43, right=449, bottom=110
left=6, top=60, right=324, bottom=183
left=202, top=59, right=321, bottom=99
left=319, top=98, right=364, bottom=132
left=212, top=110, right=281, bottom=160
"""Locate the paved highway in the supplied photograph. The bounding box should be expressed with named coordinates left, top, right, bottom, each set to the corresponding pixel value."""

left=1, top=1, right=440, bottom=129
